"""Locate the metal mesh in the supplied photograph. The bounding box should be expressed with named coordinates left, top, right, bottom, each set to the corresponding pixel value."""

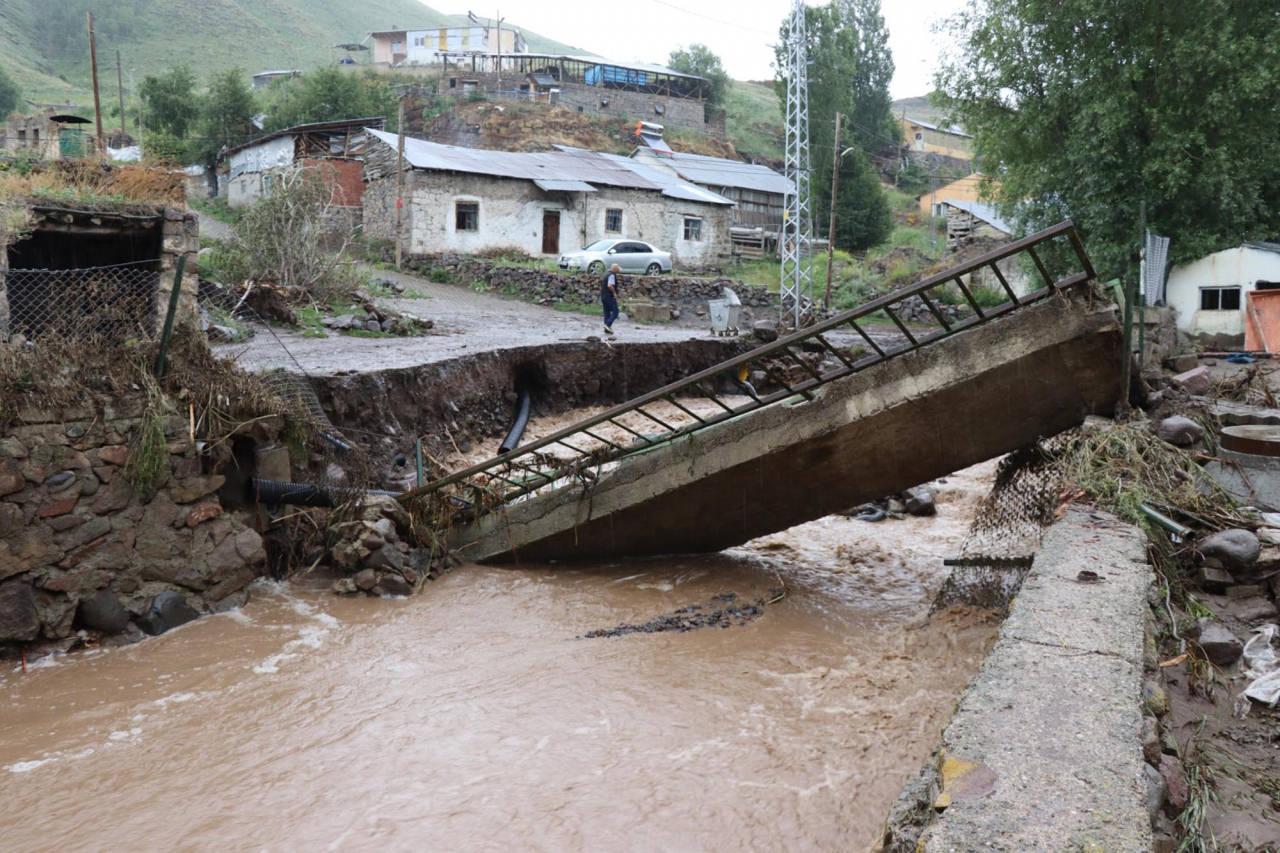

left=934, top=434, right=1073, bottom=612
left=1, top=264, right=161, bottom=341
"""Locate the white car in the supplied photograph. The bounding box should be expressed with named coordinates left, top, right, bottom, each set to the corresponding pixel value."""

left=558, top=239, right=673, bottom=275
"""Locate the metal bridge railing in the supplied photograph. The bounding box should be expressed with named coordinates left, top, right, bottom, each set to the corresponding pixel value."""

left=399, top=220, right=1097, bottom=516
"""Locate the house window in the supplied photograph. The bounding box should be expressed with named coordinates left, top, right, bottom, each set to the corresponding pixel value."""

left=413, top=36, right=425, bottom=47
left=915, top=132, right=923, bottom=141
left=605, top=208, right=622, bottom=233
left=449, top=77, right=458, bottom=89
left=17, top=129, right=25, bottom=146
left=456, top=201, right=479, bottom=232
left=1200, top=286, right=1241, bottom=311
left=32, top=128, right=39, bottom=145
left=683, top=217, right=703, bottom=241
left=262, top=173, right=275, bottom=193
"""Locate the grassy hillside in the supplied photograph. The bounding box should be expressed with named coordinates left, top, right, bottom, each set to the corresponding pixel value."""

left=724, top=80, right=784, bottom=165
left=891, top=95, right=948, bottom=125
left=0, top=0, right=582, bottom=107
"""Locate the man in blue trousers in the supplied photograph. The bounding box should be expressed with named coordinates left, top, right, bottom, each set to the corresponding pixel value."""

left=600, top=262, right=621, bottom=337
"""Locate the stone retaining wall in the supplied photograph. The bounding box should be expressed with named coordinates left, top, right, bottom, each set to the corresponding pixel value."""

left=0, top=401, right=273, bottom=656
left=404, top=255, right=778, bottom=311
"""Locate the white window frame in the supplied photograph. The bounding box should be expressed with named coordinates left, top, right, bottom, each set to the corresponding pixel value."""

left=682, top=216, right=703, bottom=242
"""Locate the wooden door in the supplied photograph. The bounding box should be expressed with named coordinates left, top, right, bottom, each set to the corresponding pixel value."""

left=542, top=211, right=560, bottom=254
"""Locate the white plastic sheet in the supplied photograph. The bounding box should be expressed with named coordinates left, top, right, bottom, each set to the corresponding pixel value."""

left=1235, top=623, right=1280, bottom=716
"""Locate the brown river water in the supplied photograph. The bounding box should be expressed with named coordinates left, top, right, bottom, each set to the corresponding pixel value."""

left=1, top=463, right=998, bottom=852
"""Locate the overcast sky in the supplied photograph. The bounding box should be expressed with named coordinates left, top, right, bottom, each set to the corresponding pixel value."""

left=430, top=0, right=967, bottom=99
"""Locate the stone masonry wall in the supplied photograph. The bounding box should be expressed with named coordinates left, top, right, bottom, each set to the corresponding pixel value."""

left=403, top=255, right=778, bottom=311
left=0, top=400, right=270, bottom=655
left=158, top=207, right=201, bottom=334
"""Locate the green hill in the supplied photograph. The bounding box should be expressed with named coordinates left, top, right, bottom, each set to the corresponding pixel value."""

left=0, top=0, right=583, bottom=107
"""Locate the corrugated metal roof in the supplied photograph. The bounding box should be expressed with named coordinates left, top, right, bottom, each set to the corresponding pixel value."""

left=534, top=178, right=596, bottom=193
left=434, top=51, right=706, bottom=81
left=659, top=151, right=792, bottom=196
left=1244, top=241, right=1280, bottom=255
left=943, top=199, right=1013, bottom=235
left=369, top=131, right=733, bottom=206
left=903, top=115, right=971, bottom=138
left=224, top=116, right=386, bottom=158
left=594, top=152, right=734, bottom=206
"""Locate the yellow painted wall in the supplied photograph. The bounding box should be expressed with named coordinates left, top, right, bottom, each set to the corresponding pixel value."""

left=899, top=117, right=974, bottom=161
left=918, top=174, right=996, bottom=216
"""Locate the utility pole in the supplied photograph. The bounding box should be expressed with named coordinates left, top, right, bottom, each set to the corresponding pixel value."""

left=115, top=50, right=126, bottom=138
left=394, top=96, right=407, bottom=270
left=823, top=112, right=842, bottom=310
left=87, top=11, right=106, bottom=156
left=495, top=11, right=504, bottom=95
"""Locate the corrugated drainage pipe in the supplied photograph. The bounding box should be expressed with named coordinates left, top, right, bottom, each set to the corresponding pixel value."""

left=499, top=387, right=533, bottom=454
left=249, top=478, right=397, bottom=508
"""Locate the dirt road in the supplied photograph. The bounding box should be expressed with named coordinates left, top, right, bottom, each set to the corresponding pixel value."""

left=215, top=266, right=722, bottom=376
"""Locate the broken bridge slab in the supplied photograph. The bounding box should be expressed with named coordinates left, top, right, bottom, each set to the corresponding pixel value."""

left=450, top=288, right=1124, bottom=563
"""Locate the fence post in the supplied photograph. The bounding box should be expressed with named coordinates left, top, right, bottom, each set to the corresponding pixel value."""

left=153, top=256, right=187, bottom=378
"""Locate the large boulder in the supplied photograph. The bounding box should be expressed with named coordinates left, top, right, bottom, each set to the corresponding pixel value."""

left=1198, top=528, right=1260, bottom=570
left=0, top=581, right=39, bottom=642
left=77, top=589, right=131, bottom=634
left=1171, top=366, right=1211, bottom=396
left=1156, top=416, right=1204, bottom=447
left=137, top=591, right=200, bottom=636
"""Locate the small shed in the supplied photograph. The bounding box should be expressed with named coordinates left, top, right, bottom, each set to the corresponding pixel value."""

left=223, top=117, right=386, bottom=209
left=1165, top=242, right=1280, bottom=348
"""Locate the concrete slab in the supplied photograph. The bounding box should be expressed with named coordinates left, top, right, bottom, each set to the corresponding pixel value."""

left=909, top=508, right=1153, bottom=851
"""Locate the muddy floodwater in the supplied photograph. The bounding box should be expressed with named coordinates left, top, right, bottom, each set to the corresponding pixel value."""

left=1, top=464, right=998, bottom=851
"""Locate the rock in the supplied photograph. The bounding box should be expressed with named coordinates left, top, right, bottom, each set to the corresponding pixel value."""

left=77, top=589, right=131, bottom=634
left=1166, top=354, right=1198, bottom=373
left=170, top=474, right=225, bottom=504
left=0, top=466, right=23, bottom=497
left=1200, top=528, right=1260, bottom=570
left=381, top=318, right=397, bottom=334
left=902, top=486, right=937, bottom=516
left=1171, top=366, right=1211, bottom=395
left=97, top=445, right=130, bottom=466
left=323, top=314, right=356, bottom=330
left=751, top=321, right=779, bottom=343
left=374, top=574, right=414, bottom=596
left=1142, top=763, right=1166, bottom=827
left=1195, top=619, right=1243, bottom=666
left=0, top=581, right=39, bottom=641
left=186, top=502, right=223, bottom=527
left=36, top=495, right=78, bottom=518
left=354, top=568, right=378, bottom=591
left=1142, top=716, right=1161, bottom=766
left=366, top=544, right=405, bottom=572
left=365, top=319, right=382, bottom=332
left=44, top=470, right=78, bottom=492
left=1159, top=755, right=1188, bottom=813
left=137, top=591, right=200, bottom=636
left=1234, top=596, right=1280, bottom=624
left=1143, top=678, right=1170, bottom=717
left=1155, top=416, right=1204, bottom=447
left=1197, top=564, right=1235, bottom=591
left=887, top=498, right=907, bottom=514
left=332, top=577, right=358, bottom=595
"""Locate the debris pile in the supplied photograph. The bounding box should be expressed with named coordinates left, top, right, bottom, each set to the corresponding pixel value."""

left=328, top=495, right=452, bottom=597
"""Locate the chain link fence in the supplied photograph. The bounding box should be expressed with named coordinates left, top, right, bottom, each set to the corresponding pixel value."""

left=934, top=433, right=1075, bottom=613
left=1, top=263, right=161, bottom=342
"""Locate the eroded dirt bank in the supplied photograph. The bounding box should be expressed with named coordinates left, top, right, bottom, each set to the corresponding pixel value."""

left=0, top=464, right=999, bottom=850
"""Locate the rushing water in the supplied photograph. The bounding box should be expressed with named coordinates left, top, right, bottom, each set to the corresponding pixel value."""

left=0, top=465, right=998, bottom=852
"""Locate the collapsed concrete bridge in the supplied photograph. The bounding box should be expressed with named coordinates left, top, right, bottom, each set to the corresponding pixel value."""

left=401, top=222, right=1124, bottom=563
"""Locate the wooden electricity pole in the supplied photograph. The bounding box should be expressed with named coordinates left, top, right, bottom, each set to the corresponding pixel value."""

left=823, top=112, right=843, bottom=310
left=87, top=11, right=106, bottom=156
left=115, top=50, right=127, bottom=137
left=394, top=96, right=407, bottom=269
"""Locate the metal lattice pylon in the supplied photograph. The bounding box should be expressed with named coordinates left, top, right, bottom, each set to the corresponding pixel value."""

left=780, top=0, right=813, bottom=325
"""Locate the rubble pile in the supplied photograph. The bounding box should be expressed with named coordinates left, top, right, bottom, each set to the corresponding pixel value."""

left=328, top=495, right=450, bottom=597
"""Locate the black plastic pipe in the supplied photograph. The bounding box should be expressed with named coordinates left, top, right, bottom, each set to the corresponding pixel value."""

left=249, top=477, right=397, bottom=508
left=499, top=388, right=533, bottom=454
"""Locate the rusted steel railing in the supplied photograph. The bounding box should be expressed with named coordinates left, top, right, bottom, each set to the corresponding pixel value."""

left=399, top=220, right=1097, bottom=517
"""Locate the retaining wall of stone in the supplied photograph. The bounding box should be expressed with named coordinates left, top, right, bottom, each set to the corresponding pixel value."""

left=0, top=401, right=273, bottom=656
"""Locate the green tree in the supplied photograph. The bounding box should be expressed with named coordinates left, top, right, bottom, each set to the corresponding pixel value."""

left=667, top=44, right=730, bottom=110
left=937, top=0, right=1280, bottom=278
left=192, top=68, right=257, bottom=166
left=0, top=66, right=21, bottom=117
left=775, top=0, right=896, bottom=238
left=835, top=146, right=893, bottom=250
left=139, top=65, right=197, bottom=139
left=262, top=68, right=397, bottom=132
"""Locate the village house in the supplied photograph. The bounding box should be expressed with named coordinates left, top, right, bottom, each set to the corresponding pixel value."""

left=0, top=111, right=96, bottom=160
left=221, top=117, right=386, bottom=210
left=1164, top=242, right=1280, bottom=348
left=917, top=173, right=996, bottom=218
left=898, top=115, right=974, bottom=175
left=436, top=53, right=719, bottom=135
left=939, top=199, right=1013, bottom=250
left=369, top=25, right=526, bottom=66
left=361, top=129, right=733, bottom=266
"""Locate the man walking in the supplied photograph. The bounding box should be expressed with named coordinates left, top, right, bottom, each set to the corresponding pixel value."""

left=600, top=262, right=622, bottom=337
